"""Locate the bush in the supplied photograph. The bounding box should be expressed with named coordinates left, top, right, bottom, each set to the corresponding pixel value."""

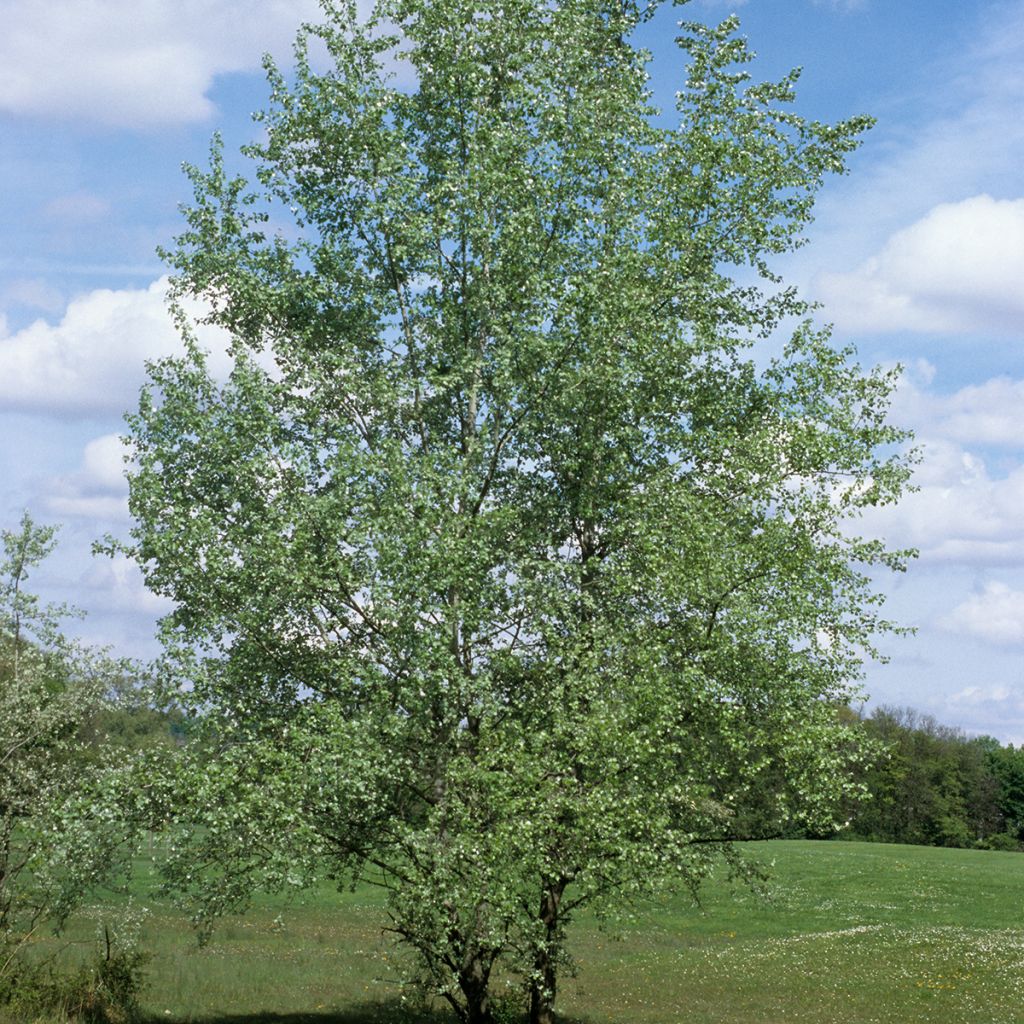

left=977, top=832, right=1022, bottom=853
left=0, top=943, right=148, bottom=1024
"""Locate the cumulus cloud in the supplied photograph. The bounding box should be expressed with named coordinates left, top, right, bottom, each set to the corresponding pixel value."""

left=892, top=364, right=1024, bottom=448
left=0, top=0, right=325, bottom=128
left=860, top=437, right=1024, bottom=565
left=940, top=583, right=1024, bottom=646
left=0, top=277, right=230, bottom=419
left=866, top=374, right=1024, bottom=570
left=82, top=553, right=173, bottom=616
left=814, top=195, right=1024, bottom=335
left=801, top=1, right=1024, bottom=296
left=852, top=362, right=1024, bottom=564
left=44, top=434, right=130, bottom=522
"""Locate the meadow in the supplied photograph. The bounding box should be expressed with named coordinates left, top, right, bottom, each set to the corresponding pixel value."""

left=20, top=840, right=1024, bottom=1024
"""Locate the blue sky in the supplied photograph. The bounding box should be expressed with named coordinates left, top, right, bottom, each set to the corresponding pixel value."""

left=2, top=0, right=1023, bottom=742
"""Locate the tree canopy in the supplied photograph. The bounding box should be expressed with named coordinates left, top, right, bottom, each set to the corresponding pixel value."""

left=119, top=2, right=912, bottom=1021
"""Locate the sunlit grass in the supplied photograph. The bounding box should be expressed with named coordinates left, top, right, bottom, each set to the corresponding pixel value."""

left=13, top=840, right=1024, bottom=1023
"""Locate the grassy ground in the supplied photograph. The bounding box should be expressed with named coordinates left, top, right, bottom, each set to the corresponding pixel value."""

left=19, top=840, right=1024, bottom=1024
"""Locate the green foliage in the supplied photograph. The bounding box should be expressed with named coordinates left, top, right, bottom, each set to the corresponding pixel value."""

left=845, top=706, right=1024, bottom=851
left=984, top=740, right=1024, bottom=840
left=115, top=2, right=912, bottom=1022
left=0, top=515, right=145, bottom=990
left=0, top=941, right=148, bottom=1024
left=978, top=831, right=1021, bottom=852
left=75, top=679, right=188, bottom=764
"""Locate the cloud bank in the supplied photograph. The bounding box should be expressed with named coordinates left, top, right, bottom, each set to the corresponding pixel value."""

left=45, top=434, right=130, bottom=522
left=815, top=195, right=1024, bottom=335
left=892, top=368, right=1024, bottom=448
left=941, top=583, right=1024, bottom=646
left=0, top=0, right=325, bottom=128
left=0, top=277, right=230, bottom=419
left=803, top=0, right=1024, bottom=327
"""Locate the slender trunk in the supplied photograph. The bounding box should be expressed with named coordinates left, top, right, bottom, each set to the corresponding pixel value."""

left=529, top=881, right=565, bottom=1024
left=528, top=949, right=557, bottom=1024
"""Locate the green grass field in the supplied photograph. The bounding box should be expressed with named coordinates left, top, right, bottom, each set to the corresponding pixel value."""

left=19, top=840, right=1024, bottom=1024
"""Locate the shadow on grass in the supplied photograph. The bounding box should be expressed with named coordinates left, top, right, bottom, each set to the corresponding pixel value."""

left=141, top=1003, right=452, bottom=1024
left=143, top=1000, right=594, bottom=1024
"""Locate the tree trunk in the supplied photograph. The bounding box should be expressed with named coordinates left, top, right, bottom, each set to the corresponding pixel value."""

left=528, top=881, right=564, bottom=1024
left=460, top=955, right=494, bottom=1024
left=528, top=950, right=557, bottom=1024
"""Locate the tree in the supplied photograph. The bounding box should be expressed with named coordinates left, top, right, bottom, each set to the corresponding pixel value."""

left=0, top=515, right=125, bottom=982
left=846, top=706, right=1009, bottom=849
left=119, top=2, right=912, bottom=1021
left=980, top=739, right=1024, bottom=844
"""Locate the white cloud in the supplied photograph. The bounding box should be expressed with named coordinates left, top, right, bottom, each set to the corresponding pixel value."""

left=0, top=0, right=325, bottom=128
left=860, top=438, right=1024, bottom=565
left=44, top=434, right=130, bottom=522
left=0, top=277, right=231, bottom=419
left=814, top=195, right=1024, bottom=335
left=80, top=434, right=130, bottom=492
left=940, top=583, right=1024, bottom=646
left=800, top=1, right=1024, bottom=296
left=940, top=684, right=1024, bottom=743
left=83, top=553, right=173, bottom=616
left=892, top=365, right=1024, bottom=448
left=948, top=683, right=1015, bottom=707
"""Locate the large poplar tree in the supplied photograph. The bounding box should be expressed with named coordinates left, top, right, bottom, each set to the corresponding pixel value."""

left=122, top=1, right=912, bottom=1020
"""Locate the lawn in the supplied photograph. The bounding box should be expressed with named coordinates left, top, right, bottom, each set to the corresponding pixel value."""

left=17, top=840, right=1024, bottom=1024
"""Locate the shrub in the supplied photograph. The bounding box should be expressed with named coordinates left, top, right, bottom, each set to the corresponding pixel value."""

left=0, top=932, right=148, bottom=1024
left=977, top=832, right=1022, bottom=853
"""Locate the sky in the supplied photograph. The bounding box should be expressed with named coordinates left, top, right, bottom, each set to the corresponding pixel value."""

left=1, top=0, right=1023, bottom=742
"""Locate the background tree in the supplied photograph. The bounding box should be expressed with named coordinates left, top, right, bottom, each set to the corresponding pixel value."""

left=853, top=708, right=968, bottom=846
left=0, top=515, right=130, bottom=986
left=985, top=741, right=1024, bottom=843
left=847, top=707, right=1020, bottom=850
left=119, top=2, right=912, bottom=1021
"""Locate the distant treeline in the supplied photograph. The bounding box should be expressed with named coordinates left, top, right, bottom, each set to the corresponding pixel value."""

left=842, top=706, right=1024, bottom=851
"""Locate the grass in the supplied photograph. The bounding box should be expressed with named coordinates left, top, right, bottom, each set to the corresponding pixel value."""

left=557, top=840, right=1024, bottom=1024
left=14, top=840, right=1024, bottom=1024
